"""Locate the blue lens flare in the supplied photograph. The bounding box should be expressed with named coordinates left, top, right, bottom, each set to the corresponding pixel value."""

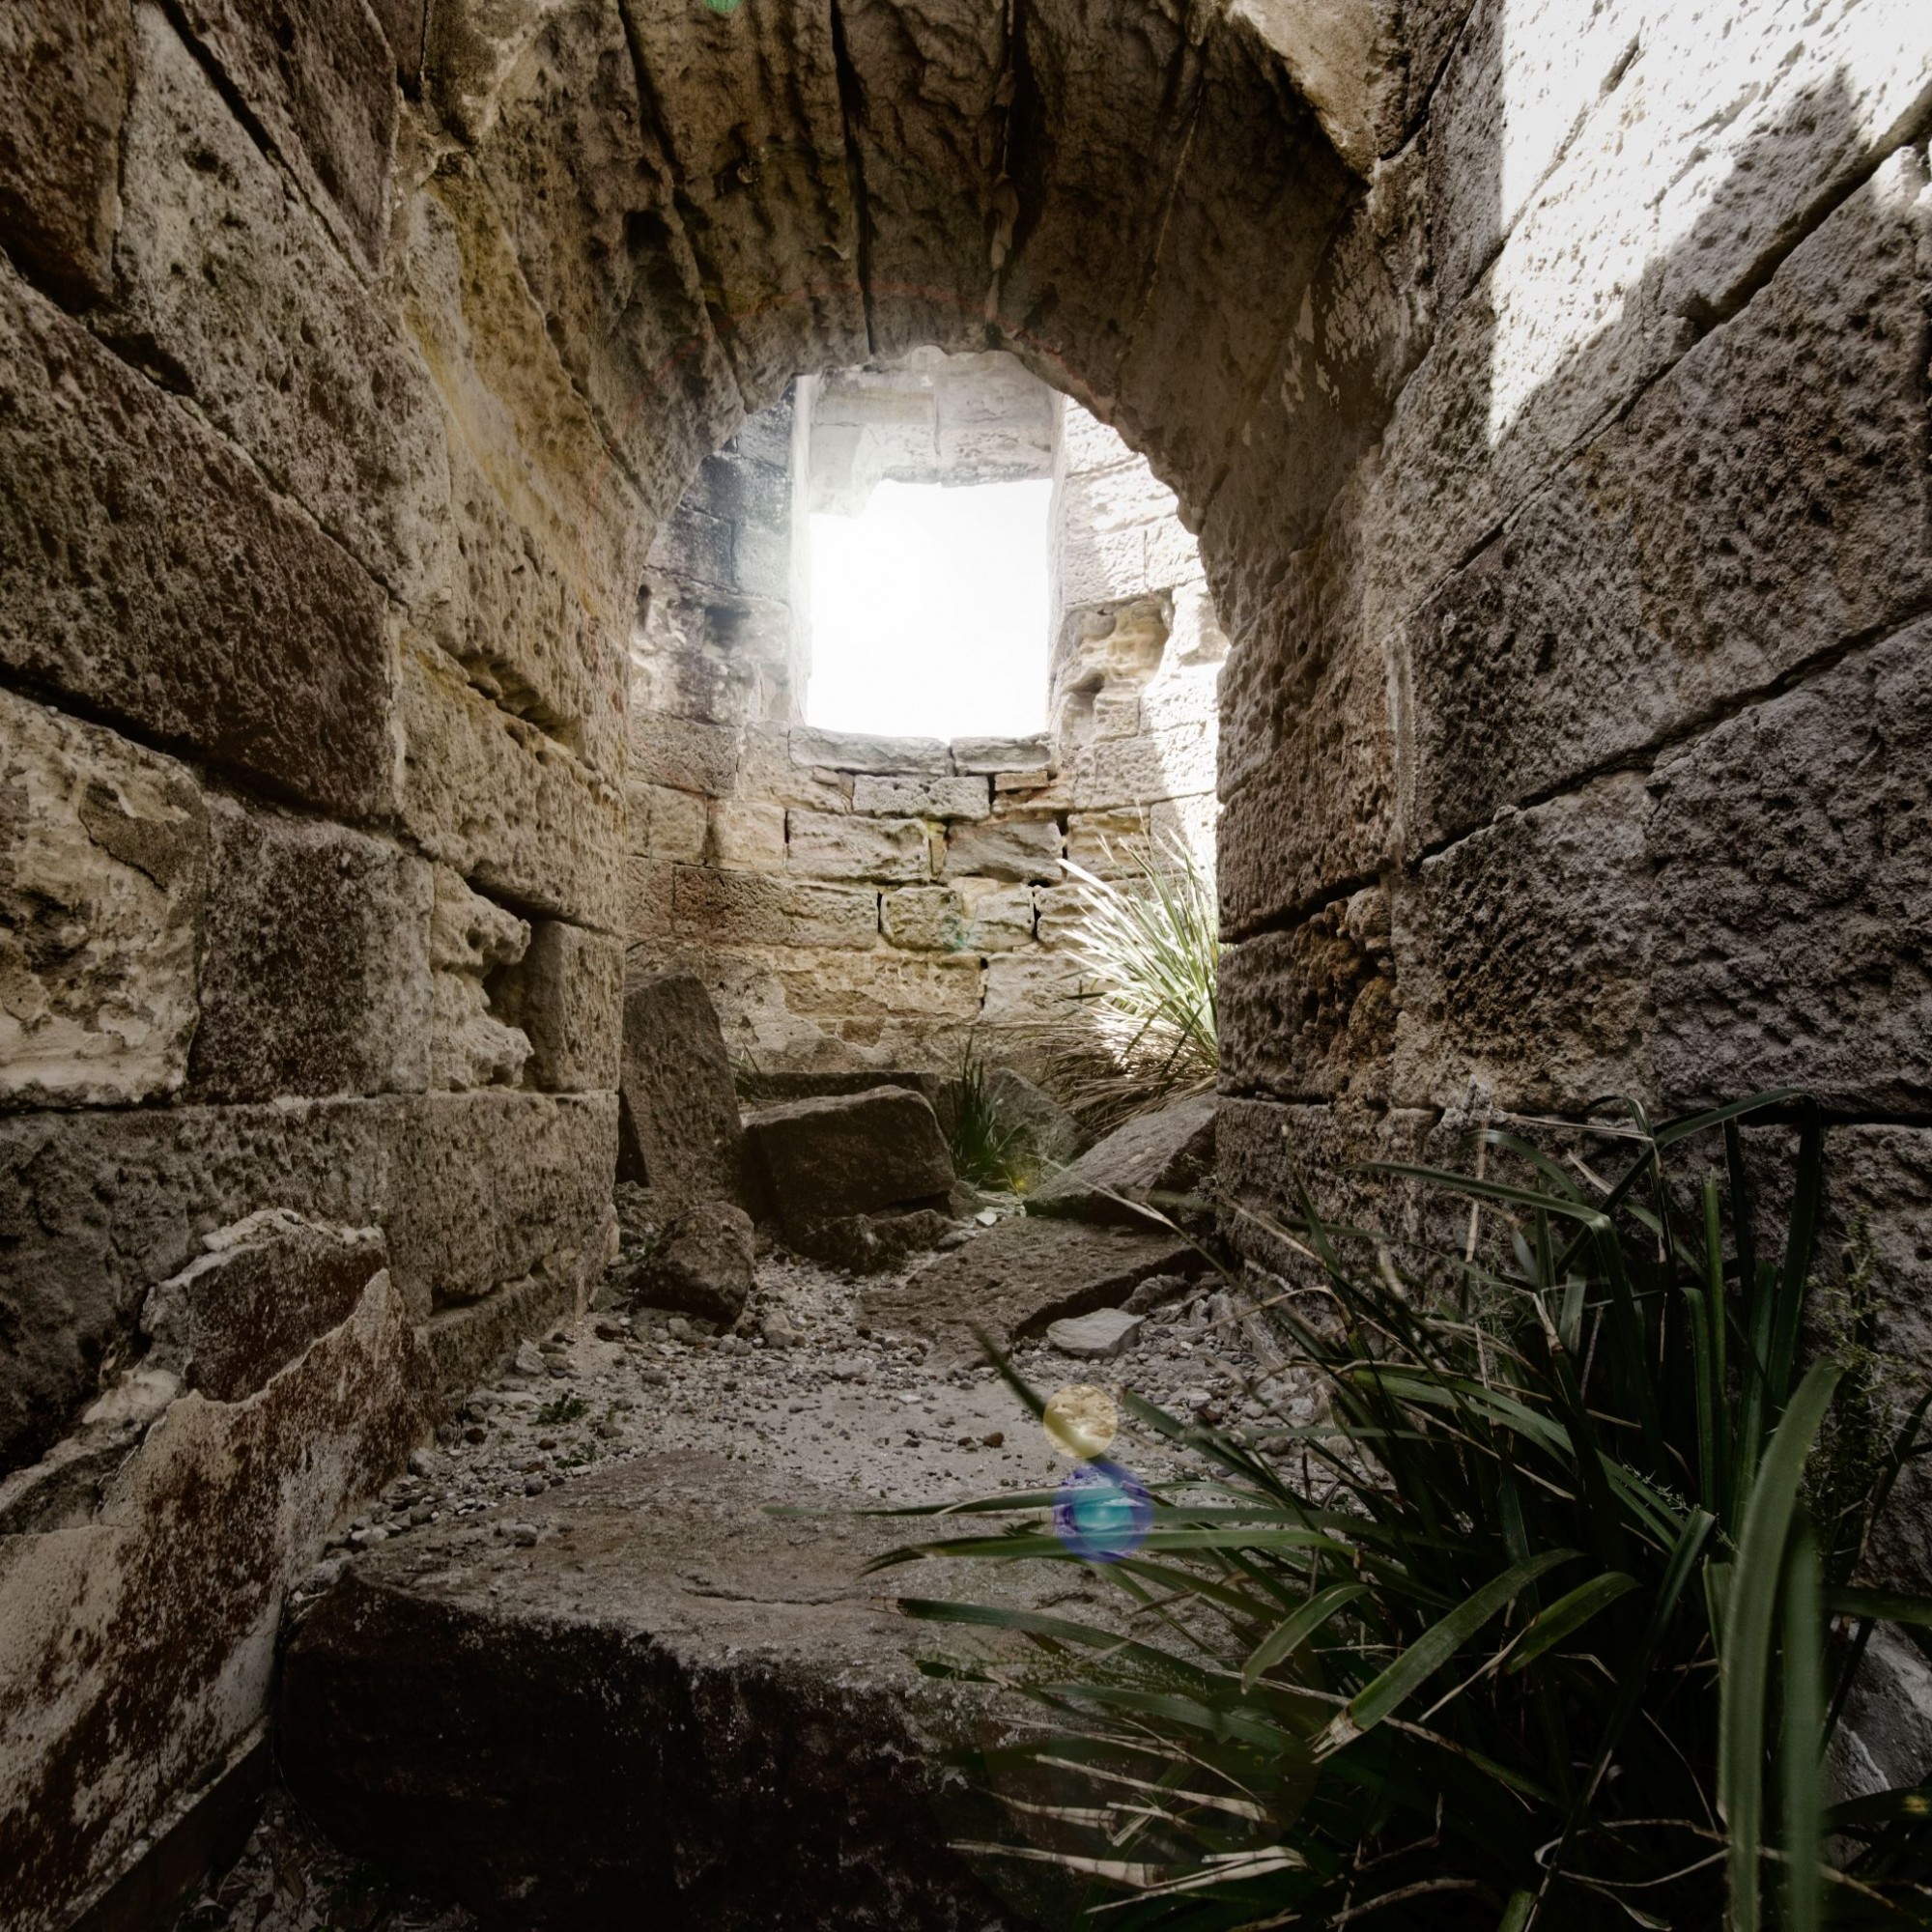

left=1051, top=1459, right=1152, bottom=1563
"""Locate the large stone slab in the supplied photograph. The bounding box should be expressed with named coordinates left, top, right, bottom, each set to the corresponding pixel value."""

left=864, top=1217, right=1206, bottom=1364
left=672, top=867, right=881, bottom=950
left=743, top=1088, right=953, bottom=1249
left=278, top=1453, right=1025, bottom=1931
left=618, top=973, right=747, bottom=1210
left=0, top=261, right=394, bottom=820
left=787, top=810, right=931, bottom=883
left=0, top=689, right=207, bottom=1109
left=497, top=921, right=624, bottom=1094
left=0, top=1268, right=430, bottom=1932
left=1028, top=1094, right=1219, bottom=1226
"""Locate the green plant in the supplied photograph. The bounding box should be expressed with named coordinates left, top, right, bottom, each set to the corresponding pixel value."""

left=1038, top=837, right=1219, bottom=1131
left=951, top=1043, right=1040, bottom=1192
left=536, top=1393, right=587, bottom=1426
left=874, top=1095, right=1932, bottom=1929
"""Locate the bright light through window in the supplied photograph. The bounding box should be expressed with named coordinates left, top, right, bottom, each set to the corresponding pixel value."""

left=807, top=478, right=1051, bottom=739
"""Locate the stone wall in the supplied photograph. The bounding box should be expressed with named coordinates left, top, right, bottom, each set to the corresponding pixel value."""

left=627, top=354, right=1226, bottom=1075
left=0, top=0, right=1926, bottom=1919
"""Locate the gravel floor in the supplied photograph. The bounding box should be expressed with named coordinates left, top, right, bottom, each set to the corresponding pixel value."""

left=177, top=1210, right=1300, bottom=1929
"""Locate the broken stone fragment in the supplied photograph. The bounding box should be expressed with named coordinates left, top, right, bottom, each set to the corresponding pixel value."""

left=792, top=1206, right=955, bottom=1275
left=1028, top=1094, right=1218, bottom=1225
left=1046, top=1307, right=1146, bottom=1359
left=617, top=972, right=748, bottom=1210
left=741, top=1086, right=953, bottom=1254
left=629, top=1201, right=755, bottom=1326
left=141, top=1209, right=389, bottom=1404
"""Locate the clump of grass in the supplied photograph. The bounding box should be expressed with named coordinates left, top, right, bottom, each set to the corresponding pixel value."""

left=1037, top=837, right=1219, bottom=1132
left=876, top=1094, right=1932, bottom=1930
left=535, top=1393, right=587, bottom=1427
left=950, top=1044, right=1039, bottom=1193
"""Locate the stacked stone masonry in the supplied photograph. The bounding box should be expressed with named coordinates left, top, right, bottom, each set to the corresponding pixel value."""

left=0, top=0, right=1927, bottom=1924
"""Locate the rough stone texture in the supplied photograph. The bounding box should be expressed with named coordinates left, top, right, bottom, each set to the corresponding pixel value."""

left=498, top=923, right=624, bottom=1094
left=1046, top=1306, right=1146, bottom=1359
left=984, top=1066, right=1091, bottom=1166
left=0, top=690, right=207, bottom=1109
left=941, top=819, right=1065, bottom=884
left=1650, top=622, right=1932, bottom=1115
left=864, top=1218, right=1207, bottom=1364
left=1029, top=1095, right=1220, bottom=1225
left=0, top=0, right=128, bottom=305
left=787, top=810, right=930, bottom=882
left=190, top=801, right=435, bottom=1104
left=140, top=1211, right=388, bottom=1405
left=617, top=974, right=747, bottom=1212
left=673, top=867, right=881, bottom=951
left=791, top=728, right=951, bottom=775
left=743, top=1088, right=954, bottom=1248
left=852, top=775, right=992, bottom=820
left=630, top=1202, right=755, bottom=1327
left=0, top=1269, right=430, bottom=1932
left=426, top=867, right=531, bottom=1094
left=0, top=261, right=395, bottom=819
left=279, top=1455, right=1027, bottom=1931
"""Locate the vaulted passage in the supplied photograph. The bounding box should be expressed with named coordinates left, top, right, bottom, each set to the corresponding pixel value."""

left=1, top=1, right=1929, bottom=1925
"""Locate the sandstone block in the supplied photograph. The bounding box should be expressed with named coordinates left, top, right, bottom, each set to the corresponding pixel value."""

left=0, top=0, right=127, bottom=304
left=959, top=881, right=1038, bottom=952
left=498, top=923, right=623, bottom=1094
left=0, top=261, right=394, bottom=819
left=672, top=867, right=879, bottom=950
left=628, top=1201, right=754, bottom=1326
left=790, top=727, right=950, bottom=775
left=852, top=774, right=991, bottom=820
left=400, top=643, right=625, bottom=932
left=629, top=781, right=709, bottom=862
left=951, top=735, right=1055, bottom=777
left=629, top=709, right=738, bottom=798
left=427, top=867, right=530, bottom=1094
left=140, top=1210, right=387, bottom=1404
left=1219, top=890, right=1397, bottom=1102
left=1064, top=811, right=1151, bottom=877
left=943, top=819, right=1065, bottom=883
left=0, top=692, right=206, bottom=1109
left=1034, top=883, right=1091, bottom=951
left=786, top=809, right=929, bottom=882
left=708, top=799, right=786, bottom=872
left=881, top=886, right=968, bottom=952
left=618, top=974, right=746, bottom=1212
left=1030, top=1095, right=1218, bottom=1225
left=190, top=799, right=434, bottom=1104
left=1047, top=1307, right=1145, bottom=1359
left=624, top=858, right=673, bottom=948
left=114, top=8, right=449, bottom=605
left=1650, top=621, right=1932, bottom=1116
left=979, top=951, right=1086, bottom=1030
left=736, top=724, right=847, bottom=811
left=743, top=1088, right=952, bottom=1248
left=170, top=0, right=396, bottom=270
left=1072, top=723, right=1216, bottom=808
left=0, top=1267, right=428, bottom=1932
left=1391, top=774, right=1655, bottom=1112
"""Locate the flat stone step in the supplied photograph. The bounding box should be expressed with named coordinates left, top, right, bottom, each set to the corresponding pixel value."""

left=278, top=1452, right=1030, bottom=1932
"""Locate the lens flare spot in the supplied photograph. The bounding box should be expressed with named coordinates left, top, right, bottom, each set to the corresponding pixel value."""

left=1042, top=1382, right=1119, bottom=1462
left=1052, top=1459, right=1152, bottom=1563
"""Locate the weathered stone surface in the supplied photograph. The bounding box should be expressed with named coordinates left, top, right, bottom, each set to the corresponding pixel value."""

left=140, top=1210, right=387, bottom=1404
left=427, top=866, right=531, bottom=1094
left=190, top=800, right=434, bottom=1104
left=1046, top=1307, right=1145, bottom=1359
left=1651, top=622, right=1932, bottom=1116
left=0, top=0, right=128, bottom=305
left=630, top=711, right=739, bottom=796
left=630, top=1201, right=755, bottom=1326
left=0, top=691, right=206, bottom=1110
left=1391, top=774, right=1655, bottom=1112
left=864, top=1218, right=1206, bottom=1364
left=279, top=1454, right=1026, bottom=1930
left=708, top=799, right=787, bottom=872
left=618, top=974, right=746, bottom=1212
left=787, top=810, right=930, bottom=882
left=983, top=1066, right=1090, bottom=1166
left=952, top=735, right=1055, bottom=777
left=499, top=923, right=624, bottom=1094
left=673, top=867, right=880, bottom=950
left=0, top=261, right=395, bottom=819
left=797, top=1207, right=957, bottom=1275
left=881, top=886, right=968, bottom=952
left=1220, top=889, right=1396, bottom=1101
left=0, top=1268, right=429, bottom=1932
left=791, top=728, right=950, bottom=775
left=170, top=0, right=396, bottom=270
left=1030, top=1095, right=1219, bottom=1225
left=113, top=7, right=450, bottom=604
left=852, top=775, right=991, bottom=820
left=632, top=781, right=710, bottom=861
left=744, top=1088, right=953, bottom=1248
left=400, top=643, right=626, bottom=933
left=959, top=882, right=1039, bottom=952
left=941, top=820, right=1065, bottom=884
